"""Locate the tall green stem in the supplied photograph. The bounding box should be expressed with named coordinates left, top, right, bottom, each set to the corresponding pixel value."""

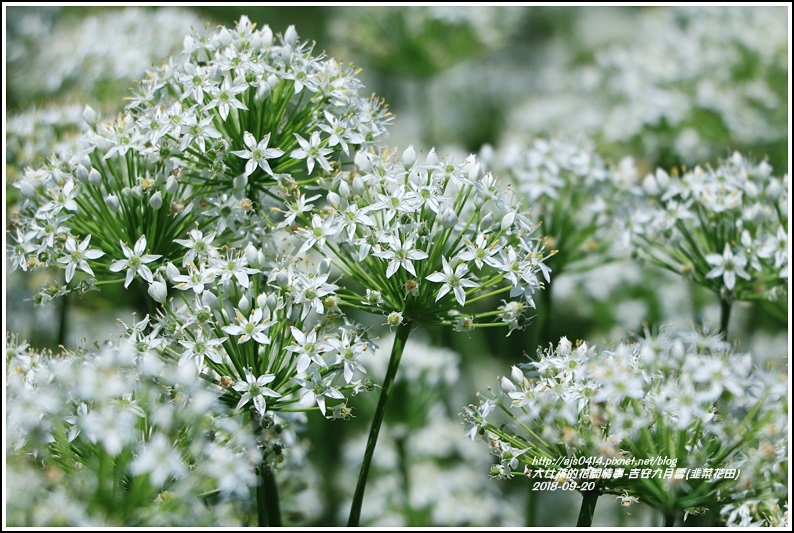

left=664, top=511, right=677, bottom=527
left=719, top=298, right=732, bottom=339
left=525, top=489, right=537, bottom=526
left=257, top=461, right=281, bottom=527
left=57, top=292, right=70, bottom=347
left=395, top=435, right=414, bottom=526
left=528, top=279, right=554, bottom=361
left=348, top=321, right=414, bottom=527
left=576, top=490, right=599, bottom=527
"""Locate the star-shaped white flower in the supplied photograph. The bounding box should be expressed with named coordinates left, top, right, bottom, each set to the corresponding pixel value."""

left=233, top=369, right=280, bottom=416
left=57, top=235, right=105, bottom=283
left=426, top=256, right=479, bottom=306
left=705, top=244, right=750, bottom=291
left=109, top=235, right=161, bottom=288
left=231, top=131, right=284, bottom=177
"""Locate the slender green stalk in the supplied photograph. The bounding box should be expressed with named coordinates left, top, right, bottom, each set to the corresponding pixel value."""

left=664, top=511, right=677, bottom=527
left=528, top=279, right=554, bottom=361
left=56, top=292, right=70, bottom=347
left=576, top=490, right=599, bottom=527
left=395, top=435, right=413, bottom=526
left=348, top=321, right=414, bottom=527
left=525, top=488, right=537, bottom=526
left=257, top=461, right=281, bottom=527
left=719, top=297, right=732, bottom=338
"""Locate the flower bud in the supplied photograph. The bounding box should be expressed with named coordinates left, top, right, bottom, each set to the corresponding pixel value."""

left=467, top=161, right=482, bottom=182
left=480, top=212, right=494, bottom=230
left=165, top=174, right=179, bottom=195
left=266, top=293, right=278, bottom=311
left=501, top=211, right=516, bottom=232
left=337, top=179, right=350, bottom=197
left=88, top=168, right=102, bottom=186
left=245, top=243, right=260, bottom=268
left=166, top=262, right=181, bottom=283
left=201, top=290, right=220, bottom=310
left=744, top=180, right=758, bottom=199
left=261, top=25, right=274, bottom=47
left=765, top=179, right=781, bottom=200
left=352, top=174, right=366, bottom=194
left=273, top=268, right=291, bottom=288
left=426, top=148, right=440, bottom=168
left=82, top=105, right=98, bottom=124
left=18, top=180, right=36, bottom=198
left=234, top=173, right=248, bottom=191
left=355, top=151, right=372, bottom=173
left=238, top=295, right=251, bottom=315
left=106, top=195, right=120, bottom=212
left=499, top=376, right=517, bottom=393
left=510, top=365, right=524, bottom=385
left=402, top=145, right=416, bottom=169
left=217, top=27, right=232, bottom=47
left=149, top=191, right=163, bottom=210
left=440, top=207, right=458, bottom=229
left=74, top=165, right=89, bottom=182
left=284, top=25, right=298, bottom=47
left=257, top=293, right=269, bottom=310
left=147, top=280, right=168, bottom=304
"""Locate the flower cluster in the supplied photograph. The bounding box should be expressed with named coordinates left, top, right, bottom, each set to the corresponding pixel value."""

left=292, top=146, right=552, bottom=332
left=125, top=16, right=392, bottom=195
left=492, top=136, right=627, bottom=276
left=9, top=16, right=393, bottom=304
left=624, top=152, right=788, bottom=306
left=463, top=326, right=787, bottom=519
left=6, top=104, right=88, bottom=171
left=147, top=240, right=376, bottom=427
left=5, top=333, right=261, bottom=526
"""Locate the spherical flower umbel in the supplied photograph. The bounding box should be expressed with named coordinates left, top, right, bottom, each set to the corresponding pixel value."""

left=5, top=335, right=261, bottom=526
left=625, top=152, right=788, bottom=305
left=464, top=325, right=786, bottom=519
left=291, top=145, right=553, bottom=331
left=148, top=245, right=376, bottom=424
left=125, top=16, right=392, bottom=195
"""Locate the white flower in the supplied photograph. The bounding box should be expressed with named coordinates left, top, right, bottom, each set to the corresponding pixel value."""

left=130, top=433, right=187, bottom=488
left=222, top=308, right=273, bottom=345
left=233, top=369, right=280, bottom=416
left=705, top=244, right=751, bottom=291
left=295, top=370, right=344, bottom=416
left=109, top=235, right=161, bottom=288
left=231, top=131, right=284, bottom=177
left=426, top=256, right=479, bottom=306
left=203, top=75, right=248, bottom=121
left=290, top=131, right=333, bottom=174
left=374, top=234, right=429, bottom=278
left=57, top=235, right=105, bottom=283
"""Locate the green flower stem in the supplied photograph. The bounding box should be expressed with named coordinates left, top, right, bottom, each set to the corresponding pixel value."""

left=719, top=297, right=732, bottom=338
left=664, top=511, right=678, bottom=527
left=525, top=489, right=537, bottom=527
left=576, top=490, right=599, bottom=527
left=528, top=279, right=554, bottom=360
left=395, top=435, right=414, bottom=526
left=348, top=321, right=415, bottom=527
left=257, top=461, right=281, bottom=527
left=57, top=292, right=69, bottom=347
